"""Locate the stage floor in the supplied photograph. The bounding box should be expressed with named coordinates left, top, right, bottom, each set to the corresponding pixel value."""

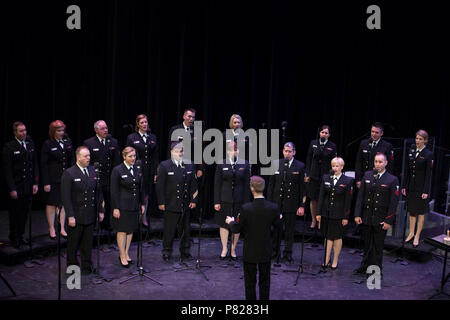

left=0, top=236, right=448, bottom=300
left=0, top=210, right=448, bottom=300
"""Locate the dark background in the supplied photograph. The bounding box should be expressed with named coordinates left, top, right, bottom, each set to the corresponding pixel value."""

left=1, top=1, right=449, bottom=217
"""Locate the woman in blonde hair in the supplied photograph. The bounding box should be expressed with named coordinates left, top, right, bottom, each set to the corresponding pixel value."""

left=316, top=157, right=353, bottom=269
left=110, top=147, right=146, bottom=267
left=402, top=130, right=433, bottom=248
left=41, top=120, right=74, bottom=239
left=223, top=114, right=251, bottom=165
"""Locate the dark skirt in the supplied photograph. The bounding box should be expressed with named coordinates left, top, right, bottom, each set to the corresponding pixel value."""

left=215, top=202, right=242, bottom=229
left=319, top=218, right=344, bottom=240
left=112, top=210, right=139, bottom=233
left=306, top=178, right=321, bottom=200
left=407, top=191, right=430, bottom=215
left=43, top=183, right=62, bottom=206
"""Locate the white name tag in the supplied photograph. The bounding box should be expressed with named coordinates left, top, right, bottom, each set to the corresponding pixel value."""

left=74, top=179, right=81, bottom=182
left=51, top=147, right=58, bottom=151
left=178, top=136, right=184, bottom=140
left=223, top=168, right=229, bottom=171
left=226, top=139, right=232, bottom=143
left=168, top=172, right=174, bottom=175
left=121, top=175, right=128, bottom=178
left=93, top=148, right=99, bottom=151
left=312, top=145, right=317, bottom=148
left=325, top=182, right=331, bottom=186
left=14, top=151, right=20, bottom=154
left=408, top=154, right=412, bottom=156
left=363, top=150, right=368, bottom=153
left=134, top=141, right=140, bottom=144
left=365, top=180, right=371, bottom=183
left=275, top=171, right=280, bottom=175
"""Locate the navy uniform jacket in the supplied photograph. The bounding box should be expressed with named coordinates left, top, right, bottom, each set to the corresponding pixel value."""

left=355, top=138, right=394, bottom=182
left=126, top=131, right=159, bottom=183
left=317, top=174, right=354, bottom=220
left=305, top=139, right=337, bottom=181
left=267, top=159, right=306, bottom=213
left=41, top=138, right=75, bottom=186
left=214, top=159, right=251, bottom=204
left=61, top=165, right=104, bottom=225
left=230, top=198, right=281, bottom=263
left=402, top=146, right=433, bottom=194
left=355, top=170, right=399, bottom=226
left=168, top=124, right=203, bottom=172
left=83, top=135, right=121, bottom=187
left=2, top=137, right=39, bottom=195
left=156, top=159, right=198, bottom=212
left=110, top=163, right=146, bottom=211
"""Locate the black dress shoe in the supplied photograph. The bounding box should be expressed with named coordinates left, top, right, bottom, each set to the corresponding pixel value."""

left=412, top=244, right=419, bottom=248
left=60, top=233, right=68, bottom=240
left=118, top=257, right=130, bottom=268
left=404, top=237, right=414, bottom=244
left=230, top=255, right=238, bottom=261
left=330, top=265, right=338, bottom=270
left=127, top=259, right=134, bottom=264
left=181, top=253, right=193, bottom=261
left=49, top=234, right=57, bottom=240
left=283, top=254, right=293, bottom=263
left=220, top=255, right=227, bottom=261
left=353, top=266, right=366, bottom=275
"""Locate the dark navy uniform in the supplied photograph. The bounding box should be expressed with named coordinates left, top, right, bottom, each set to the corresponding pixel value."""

left=41, top=137, right=75, bottom=206
left=317, top=174, right=353, bottom=239
left=355, top=138, right=394, bottom=183
left=61, top=165, right=104, bottom=271
left=168, top=124, right=203, bottom=174
left=213, top=158, right=251, bottom=228
left=2, top=137, right=39, bottom=247
left=110, top=162, right=146, bottom=233
left=305, top=139, right=337, bottom=200
left=156, top=159, right=198, bottom=258
left=126, top=131, right=159, bottom=195
left=267, top=158, right=306, bottom=258
left=229, top=198, right=281, bottom=300
left=403, top=146, right=433, bottom=215
left=355, top=170, right=399, bottom=271
left=223, top=129, right=251, bottom=163
left=83, top=135, right=121, bottom=228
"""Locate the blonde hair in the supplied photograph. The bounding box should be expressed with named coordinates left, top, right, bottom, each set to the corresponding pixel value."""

left=416, top=129, right=429, bottom=142
left=229, top=114, right=243, bottom=129
left=331, top=157, right=345, bottom=167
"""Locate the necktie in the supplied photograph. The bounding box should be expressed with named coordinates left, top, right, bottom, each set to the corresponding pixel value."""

left=415, top=149, right=420, bottom=158
left=142, top=134, right=147, bottom=143
left=333, top=177, right=338, bottom=186
left=375, top=174, right=380, bottom=181
left=83, top=168, right=89, bottom=177
left=129, top=166, right=134, bottom=176
left=21, top=141, right=26, bottom=150
left=102, top=139, right=106, bottom=146
left=58, top=140, right=64, bottom=149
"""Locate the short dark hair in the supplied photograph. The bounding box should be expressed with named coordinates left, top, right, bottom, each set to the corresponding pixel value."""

left=372, top=122, right=384, bottom=132
left=283, top=142, right=296, bottom=151
left=76, top=146, right=90, bottom=156
left=319, top=125, right=331, bottom=135
left=375, top=152, right=387, bottom=161
left=13, top=121, right=25, bottom=132
left=184, top=108, right=196, bottom=115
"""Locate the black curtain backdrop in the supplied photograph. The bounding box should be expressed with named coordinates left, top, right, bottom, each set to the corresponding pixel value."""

left=1, top=1, right=449, bottom=216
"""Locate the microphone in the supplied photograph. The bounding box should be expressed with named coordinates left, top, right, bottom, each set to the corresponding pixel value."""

left=410, top=143, right=417, bottom=153
left=320, top=136, right=326, bottom=144
left=373, top=168, right=379, bottom=180
left=94, top=162, right=100, bottom=172
left=281, top=121, right=287, bottom=131
left=330, top=169, right=335, bottom=177
left=261, top=122, right=266, bottom=129
left=284, top=158, right=290, bottom=167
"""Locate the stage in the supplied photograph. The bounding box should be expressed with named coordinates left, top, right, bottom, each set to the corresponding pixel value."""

left=0, top=210, right=448, bottom=300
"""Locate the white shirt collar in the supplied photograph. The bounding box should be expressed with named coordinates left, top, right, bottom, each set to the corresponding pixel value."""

left=232, top=129, right=239, bottom=136
left=320, top=139, right=328, bottom=145
left=139, top=131, right=147, bottom=138
left=229, top=157, right=238, bottom=165
left=376, top=170, right=386, bottom=178
left=172, top=158, right=182, bottom=167
left=15, top=137, right=25, bottom=144
left=96, top=135, right=105, bottom=143
left=417, top=146, right=425, bottom=152
left=183, top=123, right=190, bottom=131
left=372, top=138, right=381, bottom=146
left=333, top=173, right=342, bottom=180
left=124, top=162, right=133, bottom=170
left=254, top=195, right=264, bottom=199
left=289, top=158, right=294, bottom=167
left=77, top=163, right=88, bottom=172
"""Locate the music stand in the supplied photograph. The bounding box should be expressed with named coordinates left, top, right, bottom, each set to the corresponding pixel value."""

left=424, top=235, right=450, bottom=299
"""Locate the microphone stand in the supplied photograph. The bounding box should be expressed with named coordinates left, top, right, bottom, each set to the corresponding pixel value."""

left=56, top=205, right=62, bottom=300
left=92, top=164, right=113, bottom=284
left=274, top=160, right=288, bottom=268
left=174, top=164, right=210, bottom=281
left=23, top=208, right=44, bottom=268
left=318, top=173, right=334, bottom=275
left=389, top=139, right=412, bottom=265
left=0, top=272, right=16, bottom=297
left=120, top=164, right=163, bottom=286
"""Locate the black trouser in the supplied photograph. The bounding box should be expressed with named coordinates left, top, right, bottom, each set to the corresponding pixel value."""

left=162, top=210, right=190, bottom=256
left=272, top=212, right=295, bottom=255
left=100, top=184, right=112, bottom=230
left=67, top=223, right=94, bottom=271
left=243, top=261, right=271, bottom=300
left=360, top=224, right=387, bottom=271
left=8, top=195, right=32, bottom=243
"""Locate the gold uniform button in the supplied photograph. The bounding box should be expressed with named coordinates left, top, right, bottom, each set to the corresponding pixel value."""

left=375, top=208, right=378, bottom=211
